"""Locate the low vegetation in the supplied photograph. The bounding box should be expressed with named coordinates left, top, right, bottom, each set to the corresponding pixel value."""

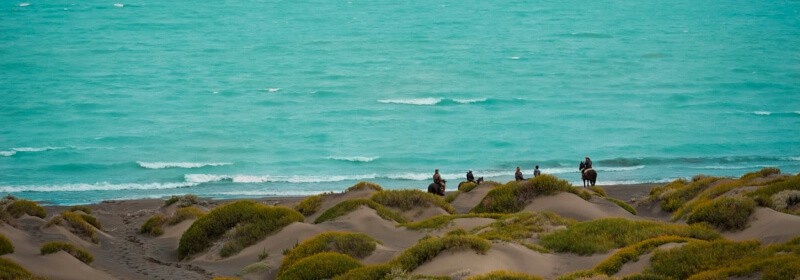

left=178, top=200, right=304, bottom=259
left=68, top=205, right=91, bottom=214
left=749, top=174, right=800, bottom=209
left=650, top=177, right=720, bottom=213
left=648, top=240, right=761, bottom=279
left=593, top=236, right=693, bottom=275
left=686, top=196, right=755, bottom=230
left=0, top=257, right=46, bottom=280
left=140, top=214, right=168, bottom=236
left=371, top=189, right=456, bottom=214
left=5, top=200, right=46, bottom=219
left=472, top=174, right=591, bottom=213
left=40, top=241, right=94, bottom=264
left=740, top=167, right=782, bottom=182
left=140, top=206, right=206, bottom=237
left=466, top=270, right=544, bottom=280
left=168, top=206, right=206, bottom=225
left=392, top=235, right=491, bottom=271
left=164, top=194, right=200, bottom=207
left=0, top=233, right=13, bottom=255
left=606, top=197, right=637, bottom=215
left=458, top=181, right=479, bottom=192
left=332, top=264, right=393, bottom=280
left=280, top=232, right=378, bottom=273
left=474, top=212, right=574, bottom=243
left=294, top=194, right=323, bottom=216
left=588, top=186, right=607, bottom=197
left=402, top=213, right=506, bottom=230
left=276, top=252, right=363, bottom=280
left=347, top=181, right=383, bottom=192
left=314, top=198, right=406, bottom=224
left=46, top=210, right=102, bottom=243
left=539, top=218, right=720, bottom=255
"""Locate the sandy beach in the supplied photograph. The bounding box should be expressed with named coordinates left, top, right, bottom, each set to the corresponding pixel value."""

left=1, top=170, right=799, bottom=280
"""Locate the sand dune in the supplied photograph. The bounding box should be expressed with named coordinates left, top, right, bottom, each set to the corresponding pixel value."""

left=317, top=206, right=426, bottom=249
left=725, top=207, right=800, bottom=244
left=306, top=188, right=378, bottom=223
left=523, top=192, right=637, bottom=221
left=450, top=184, right=494, bottom=213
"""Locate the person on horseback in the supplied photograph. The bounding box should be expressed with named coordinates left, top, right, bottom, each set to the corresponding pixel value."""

left=466, top=170, right=475, bottom=182
left=581, top=156, right=593, bottom=174
left=515, top=166, right=524, bottom=181
left=429, top=169, right=446, bottom=196
left=579, top=157, right=597, bottom=187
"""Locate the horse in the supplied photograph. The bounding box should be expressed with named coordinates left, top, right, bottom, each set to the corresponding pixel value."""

left=579, top=162, right=597, bottom=188
left=428, top=180, right=446, bottom=196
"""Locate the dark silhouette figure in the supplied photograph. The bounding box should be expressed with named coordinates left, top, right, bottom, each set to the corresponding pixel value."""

left=515, top=166, right=524, bottom=181
left=579, top=161, right=597, bottom=187
left=534, top=165, right=541, bottom=177
left=466, top=170, right=475, bottom=182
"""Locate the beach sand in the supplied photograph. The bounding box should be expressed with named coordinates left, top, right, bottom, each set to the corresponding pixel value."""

left=1, top=179, right=798, bottom=280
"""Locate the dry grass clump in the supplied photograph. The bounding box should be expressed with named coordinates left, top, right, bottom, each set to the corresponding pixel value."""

left=740, top=167, right=782, bottom=182
left=140, top=214, right=168, bottom=236
left=371, top=189, right=456, bottom=214
left=647, top=240, right=760, bottom=279
left=685, top=196, right=755, bottom=231
left=748, top=174, right=800, bottom=209
left=279, top=232, right=378, bottom=273
left=276, top=252, right=363, bottom=280
left=651, top=177, right=720, bottom=213
left=474, top=212, right=574, bottom=244
left=40, top=241, right=93, bottom=264
left=588, top=186, right=607, bottom=197
left=164, top=194, right=200, bottom=207
left=472, top=175, right=590, bottom=214
left=402, top=213, right=506, bottom=230
left=458, top=181, right=479, bottom=192
left=0, top=234, right=12, bottom=255
left=392, top=235, right=491, bottom=271
left=605, top=197, right=637, bottom=215
left=68, top=205, right=91, bottom=214
left=466, top=270, right=544, bottom=280
left=332, top=264, right=393, bottom=280
left=47, top=210, right=102, bottom=243
left=5, top=199, right=46, bottom=219
left=140, top=206, right=206, bottom=237
left=167, top=206, right=206, bottom=225
left=178, top=200, right=304, bottom=259
left=347, top=181, right=384, bottom=192
left=539, top=218, right=719, bottom=255
left=593, top=236, right=693, bottom=275
left=0, top=257, right=47, bottom=280
left=314, top=198, right=406, bottom=224
left=770, top=190, right=800, bottom=214
left=294, top=194, right=323, bottom=216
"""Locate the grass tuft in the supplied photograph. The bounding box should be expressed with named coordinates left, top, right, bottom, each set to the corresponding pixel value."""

left=276, top=252, right=362, bottom=280
left=588, top=186, right=607, bottom=197
left=593, top=236, right=693, bottom=275
left=371, top=189, right=456, bottom=214
left=458, top=181, right=479, bottom=192
left=648, top=240, right=760, bottom=279
left=392, top=235, right=491, bottom=271
left=347, top=181, right=383, bottom=192
left=332, top=264, right=393, bottom=280
left=472, top=175, right=589, bottom=213
left=539, top=218, right=720, bottom=255
left=0, top=234, right=12, bottom=255
left=0, top=257, right=46, bottom=279
left=606, top=197, right=637, bottom=215
left=466, top=270, right=544, bottom=280
left=402, top=213, right=506, bottom=230
left=279, top=231, right=377, bottom=273
left=475, top=212, right=574, bottom=242
left=314, top=198, right=406, bottom=224
left=740, top=167, right=781, bottom=182
left=178, top=200, right=304, bottom=259
left=686, top=196, right=755, bottom=231
left=68, top=205, right=91, bottom=214
left=40, top=241, right=94, bottom=264
left=5, top=200, right=46, bottom=219
left=294, top=194, right=323, bottom=216
left=167, top=206, right=206, bottom=225
left=61, top=211, right=100, bottom=243
left=140, top=214, right=168, bottom=236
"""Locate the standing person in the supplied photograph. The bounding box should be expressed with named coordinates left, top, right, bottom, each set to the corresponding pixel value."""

left=466, top=170, right=475, bottom=183
left=515, top=166, right=524, bottom=181
left=433, top=169, right=442, bottom=186
left=534, top=165, right=541, bottom=177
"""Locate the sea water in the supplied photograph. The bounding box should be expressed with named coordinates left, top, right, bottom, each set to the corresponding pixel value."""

left=1, top=1, right=799, bottom=205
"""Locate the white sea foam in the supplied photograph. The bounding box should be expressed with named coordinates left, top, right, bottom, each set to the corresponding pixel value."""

left=184, top=174, right=377, bottom=184
left=452, top=98, right=488, bottom=104
left=19, top=3, right=30, bottom=7
left=753, top=111, right=771, bottom=116
left=0, top=182, right=197, bottom=193
left=378, top=98, right=442, bottom=106
left=266, top=88, right=281, bottom=92
left=113, top=3, right=124, bottom=7
left=595, top=165, right=646, bottom=172
left=510, top=56, right=521, bottom=60
left=1, top=146, right=64, bottom=156
left=794, top=111, right=800, bottom=115
left=787, top=157, right=800, bottom=161
left=326, top=156, right=379, bottom=162
left=0, top=151, right=16, bottom=157
left=137, top=161, right=232, bottom=169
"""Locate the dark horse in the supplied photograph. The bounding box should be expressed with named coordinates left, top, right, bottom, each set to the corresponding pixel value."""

left=579, top=162, right=597, bottom=188
left=428, top=180, right=446, bottom=196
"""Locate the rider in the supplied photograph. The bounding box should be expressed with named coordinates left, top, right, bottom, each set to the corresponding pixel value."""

left=581, top=156, right=593, bottom=174
left=515, top=166, right=524, bottom=181
left=466, top=170, right=475, bottom=182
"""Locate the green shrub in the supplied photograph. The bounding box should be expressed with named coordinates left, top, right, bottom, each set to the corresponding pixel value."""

left=472, top=175, right=587, bottom=213
left=686, top=197, right=755, bottom=231
left=466, top=270, right=543, bottom=280
left=68, top=205, right=91, bottom=214
left=458, top=181, right=479, bottom=192
left=748, top=175, right=800, bottom=207
left=0, top=257, right=45, bottom=279
left=178, top=200, right=304, bottom=259
left=670, top=180, right=744, bottom=221
left=402, top=213, right=506, bottom=230
left=0, top=234, right=12, bottom=255
left=140, top=214, right=168, bottom=236
left=332, top=264, right=393, bottom=280
left=79, top=214, right=102, bottom=230
left=606, top=197, right=637, bottom=215
left=594, top=236, right=692, bottom=275
left=5, top=200, right=46, bottom=219
left=659, top=177, right=719, bottom=212
left=167, top=206, right=206, bottom=225
left=686, top=254, right=800, bottom=280
left=539, top=218, right=720, bottom=255
left=554, top=270, right=602, bottom=280
left=277, top=252, right=362, bottom=280
left=740, top=167, right=781, bottom=182
left=314, top=198, right=406, bottom=224
left=371, top=189, right=456, bottom=214
left=40, top=241, right=94, bottom=264
left=475, top=212, right=574, bottom=242
left=392, top=235, right=491, bottom=271
left=648, top=240, right=760, bottom=279
left=164, top=196, right=180, bottom=207
left=294, top=195, right=323, bottom=216
left=280, top=232, right=377, bottom=273
left=347, top=181, right=383, bottom=192
left=444, top=192, right=459, bottom=203
left=62, top=211, right=99, bottom=243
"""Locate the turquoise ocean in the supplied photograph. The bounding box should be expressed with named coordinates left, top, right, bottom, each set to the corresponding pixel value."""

left=1, top=1, right=799, bottom=205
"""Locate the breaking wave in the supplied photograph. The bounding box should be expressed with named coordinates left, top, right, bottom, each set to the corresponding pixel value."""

left=137, top=161, right=232, bottom=169
left=0, top=182, right=197, bottom=192
left=184, top=173, right=378, bottom=184
left=326, top=156, right=379, bottom=163
left=378, top=98, right=442, bottom=106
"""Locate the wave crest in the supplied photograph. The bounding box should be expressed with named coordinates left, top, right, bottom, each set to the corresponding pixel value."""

left=753, top=111, right=771, bottom=116
left=0, top=182, right=197, bottom=192
left=1, top=147, right=65, bottom=157
left=326, top=156, right=379, bottom=163
left=184, top=173, right=378, bottom=184
left=378, top=98, right=442, bottom=106
left=452, top=98, right=488, bottom=104
left=137, top=161, right=232, bottom=169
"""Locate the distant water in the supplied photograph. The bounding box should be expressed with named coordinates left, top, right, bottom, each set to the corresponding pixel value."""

left=1, top=1, right=799, bottom=205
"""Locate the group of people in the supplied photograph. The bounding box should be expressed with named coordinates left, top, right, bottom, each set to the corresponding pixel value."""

left=428, top=156, right=594, bottom=196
